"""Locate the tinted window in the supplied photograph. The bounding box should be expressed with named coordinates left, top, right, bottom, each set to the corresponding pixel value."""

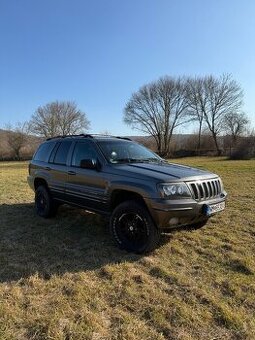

left=53, top=141, right=72, bottom=165
left=98, top=140, right=161, bottom=164
left=49, top=142, right=60, bottom=163
left=34, top=142, right=56, bottom=162
left=71, top=142, right=98, bottom=167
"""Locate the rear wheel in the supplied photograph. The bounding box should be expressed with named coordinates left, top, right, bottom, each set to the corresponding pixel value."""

left=35, top=185, right=58, bottom=218
left=110, top=200, right=160, bottom=254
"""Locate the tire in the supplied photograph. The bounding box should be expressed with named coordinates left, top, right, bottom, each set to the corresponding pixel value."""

left=35, top=185, right=58, bottom=218
left=110, top=200, right=160, bottom=254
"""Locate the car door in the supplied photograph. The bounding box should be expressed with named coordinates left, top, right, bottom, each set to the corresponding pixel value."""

left=66, top=140, right=108, bottom=212
left=47, top=140, right=73, bottom=200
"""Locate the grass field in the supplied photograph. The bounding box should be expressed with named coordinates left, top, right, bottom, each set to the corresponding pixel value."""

left=0, top=158, right=255, bottom=339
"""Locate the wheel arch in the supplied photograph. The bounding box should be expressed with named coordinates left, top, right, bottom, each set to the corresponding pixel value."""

left=110, top=189, right=147, bottom=211
left=34, top=177, right=49, bottom=191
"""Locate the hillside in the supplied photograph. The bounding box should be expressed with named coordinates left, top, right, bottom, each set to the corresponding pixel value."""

left=0, top=129, right=41, bottom=160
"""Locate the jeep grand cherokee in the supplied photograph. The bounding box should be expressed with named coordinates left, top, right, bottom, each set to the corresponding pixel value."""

left=28, top=134, right=227, bottom=253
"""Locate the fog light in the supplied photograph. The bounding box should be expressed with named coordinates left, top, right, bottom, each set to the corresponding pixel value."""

left=169, top=217, right=179, bottom=226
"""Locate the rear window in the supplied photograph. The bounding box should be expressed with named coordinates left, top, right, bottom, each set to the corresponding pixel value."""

left=53, top=141, right=72, bottom=165
left=34, top=142, right=56, bottom=162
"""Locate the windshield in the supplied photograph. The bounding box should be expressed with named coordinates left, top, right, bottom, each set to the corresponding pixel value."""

left=98, top=140, right=163, bottom=164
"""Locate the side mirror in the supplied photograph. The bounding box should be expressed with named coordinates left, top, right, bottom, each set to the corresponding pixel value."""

left=80, top=158, right=100, bottom=170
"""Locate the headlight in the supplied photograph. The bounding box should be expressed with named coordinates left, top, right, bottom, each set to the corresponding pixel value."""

left=219, top=178, right=224, bottom=192
left=158, top=182, right=191, bottom=199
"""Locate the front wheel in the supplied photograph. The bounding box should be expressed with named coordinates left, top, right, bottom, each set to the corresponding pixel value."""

left=110, top=200, right=160, bottom=254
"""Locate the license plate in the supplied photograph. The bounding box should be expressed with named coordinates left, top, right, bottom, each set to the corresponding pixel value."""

left=209, top=201, right=225, bottom=215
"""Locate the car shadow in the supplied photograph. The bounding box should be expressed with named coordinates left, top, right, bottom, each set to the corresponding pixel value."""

left=0, top=203, right=171, bottom=283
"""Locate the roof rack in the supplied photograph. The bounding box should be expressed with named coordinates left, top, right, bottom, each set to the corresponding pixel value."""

left=116, top=136, right=132, bottom=141
left=89, top=134, right=131, bottom=141
left=89, top=134, right=113, bottom=138
left=46, top=134, right=94, bottom=141
left=46, top=134, right=132, bottom=141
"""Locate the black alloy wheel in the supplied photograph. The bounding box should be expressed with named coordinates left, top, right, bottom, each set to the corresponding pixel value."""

left=35, top=185, right=58, bottom=218
left=110, top=200, right=160, bottom=253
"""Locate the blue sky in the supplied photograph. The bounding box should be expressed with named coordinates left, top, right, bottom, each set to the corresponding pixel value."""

left=0, top=0, right=255, bottom=135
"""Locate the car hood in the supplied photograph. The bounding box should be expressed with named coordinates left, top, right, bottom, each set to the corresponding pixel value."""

left=108, top=162, right=218, bottom=182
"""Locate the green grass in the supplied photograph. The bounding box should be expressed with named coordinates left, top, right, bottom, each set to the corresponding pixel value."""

left=0, top=158, right=255, bottom=339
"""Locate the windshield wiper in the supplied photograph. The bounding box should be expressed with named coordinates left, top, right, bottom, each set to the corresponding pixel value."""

left=113, top=157, right=165, bottom=164
left=114, top=158, right=142, bottom=163
left=138, top=158, right=164, bottom=163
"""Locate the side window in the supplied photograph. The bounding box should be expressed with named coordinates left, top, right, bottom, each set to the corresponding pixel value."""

left=53, top=141, right=72, bottom=165
left=71, top=142, right=98, bottom=167
left=49, top=142, right=60, bottom=163
left=34, top=142, right=56, bottom=162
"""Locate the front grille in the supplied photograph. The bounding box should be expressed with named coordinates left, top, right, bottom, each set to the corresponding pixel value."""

left=188, top=178, right=222, bottom=201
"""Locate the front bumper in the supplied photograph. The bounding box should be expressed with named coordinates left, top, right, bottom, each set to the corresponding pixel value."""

left=145, top=192, right=227, bottom=229
left=27, top=175, right=35, bottom=191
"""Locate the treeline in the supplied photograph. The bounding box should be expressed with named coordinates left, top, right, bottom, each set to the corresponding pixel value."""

left=1, top=73, right=255, bottom=160
left=138, top=133, right=255, bottom=160
left=124, top=74, right=253, bottom=158
left=1, top=101, right=90, bottom=160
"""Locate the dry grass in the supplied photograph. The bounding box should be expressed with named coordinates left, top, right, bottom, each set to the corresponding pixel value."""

left=0, top=157, right=255, bottom=339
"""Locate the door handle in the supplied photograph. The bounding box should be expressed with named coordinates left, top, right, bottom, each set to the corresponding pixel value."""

left=44, top=166, right=51, bottom=171
left=68, top=171, right=76, bottom=176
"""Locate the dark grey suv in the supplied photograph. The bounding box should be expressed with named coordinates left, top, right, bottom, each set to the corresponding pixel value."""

left=28, top=134, right=227, bottom=253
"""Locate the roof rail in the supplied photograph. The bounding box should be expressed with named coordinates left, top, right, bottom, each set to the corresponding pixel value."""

left=89, top=134, right=132, bottom=141
left=46, top=134, right=94, bottom=141
left=89, top=134, right=115, bottom=138
left=116, top=136, right=132, bottom=141
left=46, top=134, right=132, bottom=141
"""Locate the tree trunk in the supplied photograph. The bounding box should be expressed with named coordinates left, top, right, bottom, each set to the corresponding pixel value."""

left=212, top=132, right=221, bottom=156
left=154, top=135, right=162, bottom=156
left=197, top=120, right=202, bottom=155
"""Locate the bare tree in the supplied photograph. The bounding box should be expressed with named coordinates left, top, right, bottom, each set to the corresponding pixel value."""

left=29, top=101, right=90, bottom=138
left=185, top=77, right=206, bottom=154
left=223, top=111, right=249, bottom=144
left=6, top=122, right=28, bottom=160
left=124, top=77, right=189, bottom=156
left=186, top=74, right=243, bottom=155
left=203, top=74, right=243, bottom=155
